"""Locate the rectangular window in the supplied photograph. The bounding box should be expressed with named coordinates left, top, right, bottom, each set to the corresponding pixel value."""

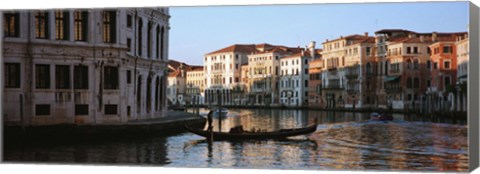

left=427, top=80, right=431, bottom=87
left=55, top=65, right=70, bottom=89
left=305, top=80, right=308, bottom=87
left=127, top=38, right=132, bottom=52
left=35, top=11, right=49, bottom=39
left=444, top=60, right=451, bottom=69
left=443, top=46, right=452, bottom=53
left=127, top=70, right=132, bottom=84
left=444, top=76, right=451, bottom=88
left=406, top=47, right=411, bottom=54
left=74, top=65, right=89, bottom=89
left=55, top=11, right=69, bottom=40
left=75, top=104, right=89, bottom=115
left=413, top=47, right=418, bottom=54
left=126, top=14, right=132, bottom=28
left=36, top=64, right=50, bottom=89
left=104, top=66, right=119, bottom=89
left=36, top=104, right=51, bottom=116
left=74, top=11, right=88, bottom=41
left=433, top=62, right=438, bottom=69
left=4, top=12, right=20, bottom=37
left=103, top=10, right=116, bottom=43
left=4, top=63, right=20, bottom=88
left=127, top=106, right=131, bottom=116
left=104, top=104, right=118, bottom=115
left=366, top=47, right=371, bottom=55
left=427, top=60, right=431, bottom=70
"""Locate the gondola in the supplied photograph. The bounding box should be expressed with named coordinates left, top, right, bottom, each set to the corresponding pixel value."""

left=184, top=123, right=317, bottom=140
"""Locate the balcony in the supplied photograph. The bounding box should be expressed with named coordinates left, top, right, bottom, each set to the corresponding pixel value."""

left=389, top=69, right=401, bottom=75
left=327, top=66, right=337, bottom=71
left=323, top=84, right=343, bottom=90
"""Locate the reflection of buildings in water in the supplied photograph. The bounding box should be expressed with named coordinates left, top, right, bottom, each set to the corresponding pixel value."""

left=6, top=137, right=171, bottom=165
left=428, top=124, right=467, bottom=171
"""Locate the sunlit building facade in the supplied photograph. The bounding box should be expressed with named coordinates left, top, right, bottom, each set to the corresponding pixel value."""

left=2, top=8, right=170, bottom=125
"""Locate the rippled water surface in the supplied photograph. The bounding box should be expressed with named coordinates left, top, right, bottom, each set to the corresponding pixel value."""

left=4, top=109, right=468, bottom=172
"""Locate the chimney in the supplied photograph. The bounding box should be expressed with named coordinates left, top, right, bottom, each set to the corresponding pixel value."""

left=420, top=35, right=425, bottom=42
left=309, top=41, right=316, bottom=58
left=432, top=32, right=437, bottom=42
left=364, top=32, right=368, bottom=36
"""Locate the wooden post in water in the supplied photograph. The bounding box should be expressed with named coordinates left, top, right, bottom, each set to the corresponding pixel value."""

left=217, top=89, right=222, bottom=132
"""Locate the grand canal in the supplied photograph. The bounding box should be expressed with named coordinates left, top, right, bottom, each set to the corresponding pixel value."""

left=4, top=109, right=468, bottom=172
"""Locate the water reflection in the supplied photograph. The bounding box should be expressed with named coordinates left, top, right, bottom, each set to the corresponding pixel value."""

left=4, top=109, right=468, bottom=172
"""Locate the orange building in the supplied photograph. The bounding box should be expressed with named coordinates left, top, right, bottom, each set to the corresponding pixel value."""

left=308, top=58, right=324, bottom=108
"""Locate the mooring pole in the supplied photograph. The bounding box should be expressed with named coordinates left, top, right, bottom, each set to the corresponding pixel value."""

left=217, top=89, right=222, bottom=133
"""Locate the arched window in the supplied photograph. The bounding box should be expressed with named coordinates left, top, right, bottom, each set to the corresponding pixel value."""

left=413, top=59, right=419, bottom=69
left=137, top=76, right=142, bottom=113
left=156, top=26, right=160, bottom=59
left=137, top=19, right=143, bottom=56
left=146, top=75, right=152, bottom=113
left=366, top=63, right=372, bottom=75
left=160, top=26, right=165, bottom=60
left=406, top=59, right=412, bottom=69
left=147, top=21, right=152, bottom=58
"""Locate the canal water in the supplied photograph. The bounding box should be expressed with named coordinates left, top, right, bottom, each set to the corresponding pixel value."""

left=4, top=109, right=468, bottom=172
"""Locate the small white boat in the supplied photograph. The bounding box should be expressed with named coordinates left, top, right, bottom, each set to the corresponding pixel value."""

left=212, top=108, right=228, bottom=118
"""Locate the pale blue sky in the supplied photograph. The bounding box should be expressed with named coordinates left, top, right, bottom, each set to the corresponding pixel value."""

left=169, top=2, right=469, bottom=65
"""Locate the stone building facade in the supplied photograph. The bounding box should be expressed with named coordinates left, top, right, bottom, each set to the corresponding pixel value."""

left=2, top=8, right=170, bottom=126
left=203, top=44, right=255, bottom=106
left=320, top=34, right=372, bottom=108
left=308, top=58, right=324, bottom=108
left=278, top=43, right=320, bottom=107
left=455, top=34, right=468, bottom=112
left=185, top=66, right=205, bottom=105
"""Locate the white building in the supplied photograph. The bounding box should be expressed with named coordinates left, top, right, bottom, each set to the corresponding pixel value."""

left=2, top=8, right=170, bottom=126
left=279, top=42, right=319, bottom=107
left=167, top=68, right=186, bottom=106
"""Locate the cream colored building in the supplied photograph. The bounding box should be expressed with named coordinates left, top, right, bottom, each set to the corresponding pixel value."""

left=247, top=44, right=303, bottom=106
left=343, top=35, right=375, bottom=109
left=185, top=66, right=205, bottom=105
left=321, top=34, right=371, bottom=108
left=203, top=44, right=256, bottom=106
left=2, top=8, right=170, bottom=126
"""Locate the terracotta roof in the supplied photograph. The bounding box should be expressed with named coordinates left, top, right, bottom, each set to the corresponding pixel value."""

left=206, top=44, right=257, bottom=55
left=282, top=49, right=322, bottom=59
left=323, top=34, right=372, bottom=44
left=388, top=32, right=467, bottom=43
left=168, top=70, right=182, bottom=77
left=187, top=66, right=203, bottom=71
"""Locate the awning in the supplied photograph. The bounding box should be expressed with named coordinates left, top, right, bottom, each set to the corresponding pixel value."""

left=458, top=74, right=467, bottom=79
left=384, top=76, right=401, bottom=82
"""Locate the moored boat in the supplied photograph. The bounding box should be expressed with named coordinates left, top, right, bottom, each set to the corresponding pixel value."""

left=370, top=112, right=394, bottom=121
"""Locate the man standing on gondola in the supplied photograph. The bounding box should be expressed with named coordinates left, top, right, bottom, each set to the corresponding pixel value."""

left=207, top=110, right=213, bottom=132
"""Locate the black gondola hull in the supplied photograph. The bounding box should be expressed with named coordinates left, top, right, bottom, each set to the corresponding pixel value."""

left=184, top=124, right=317, bottom=140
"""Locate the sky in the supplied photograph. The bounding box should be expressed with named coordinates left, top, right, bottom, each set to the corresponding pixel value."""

left=169, top=2, right=469, bottom=65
